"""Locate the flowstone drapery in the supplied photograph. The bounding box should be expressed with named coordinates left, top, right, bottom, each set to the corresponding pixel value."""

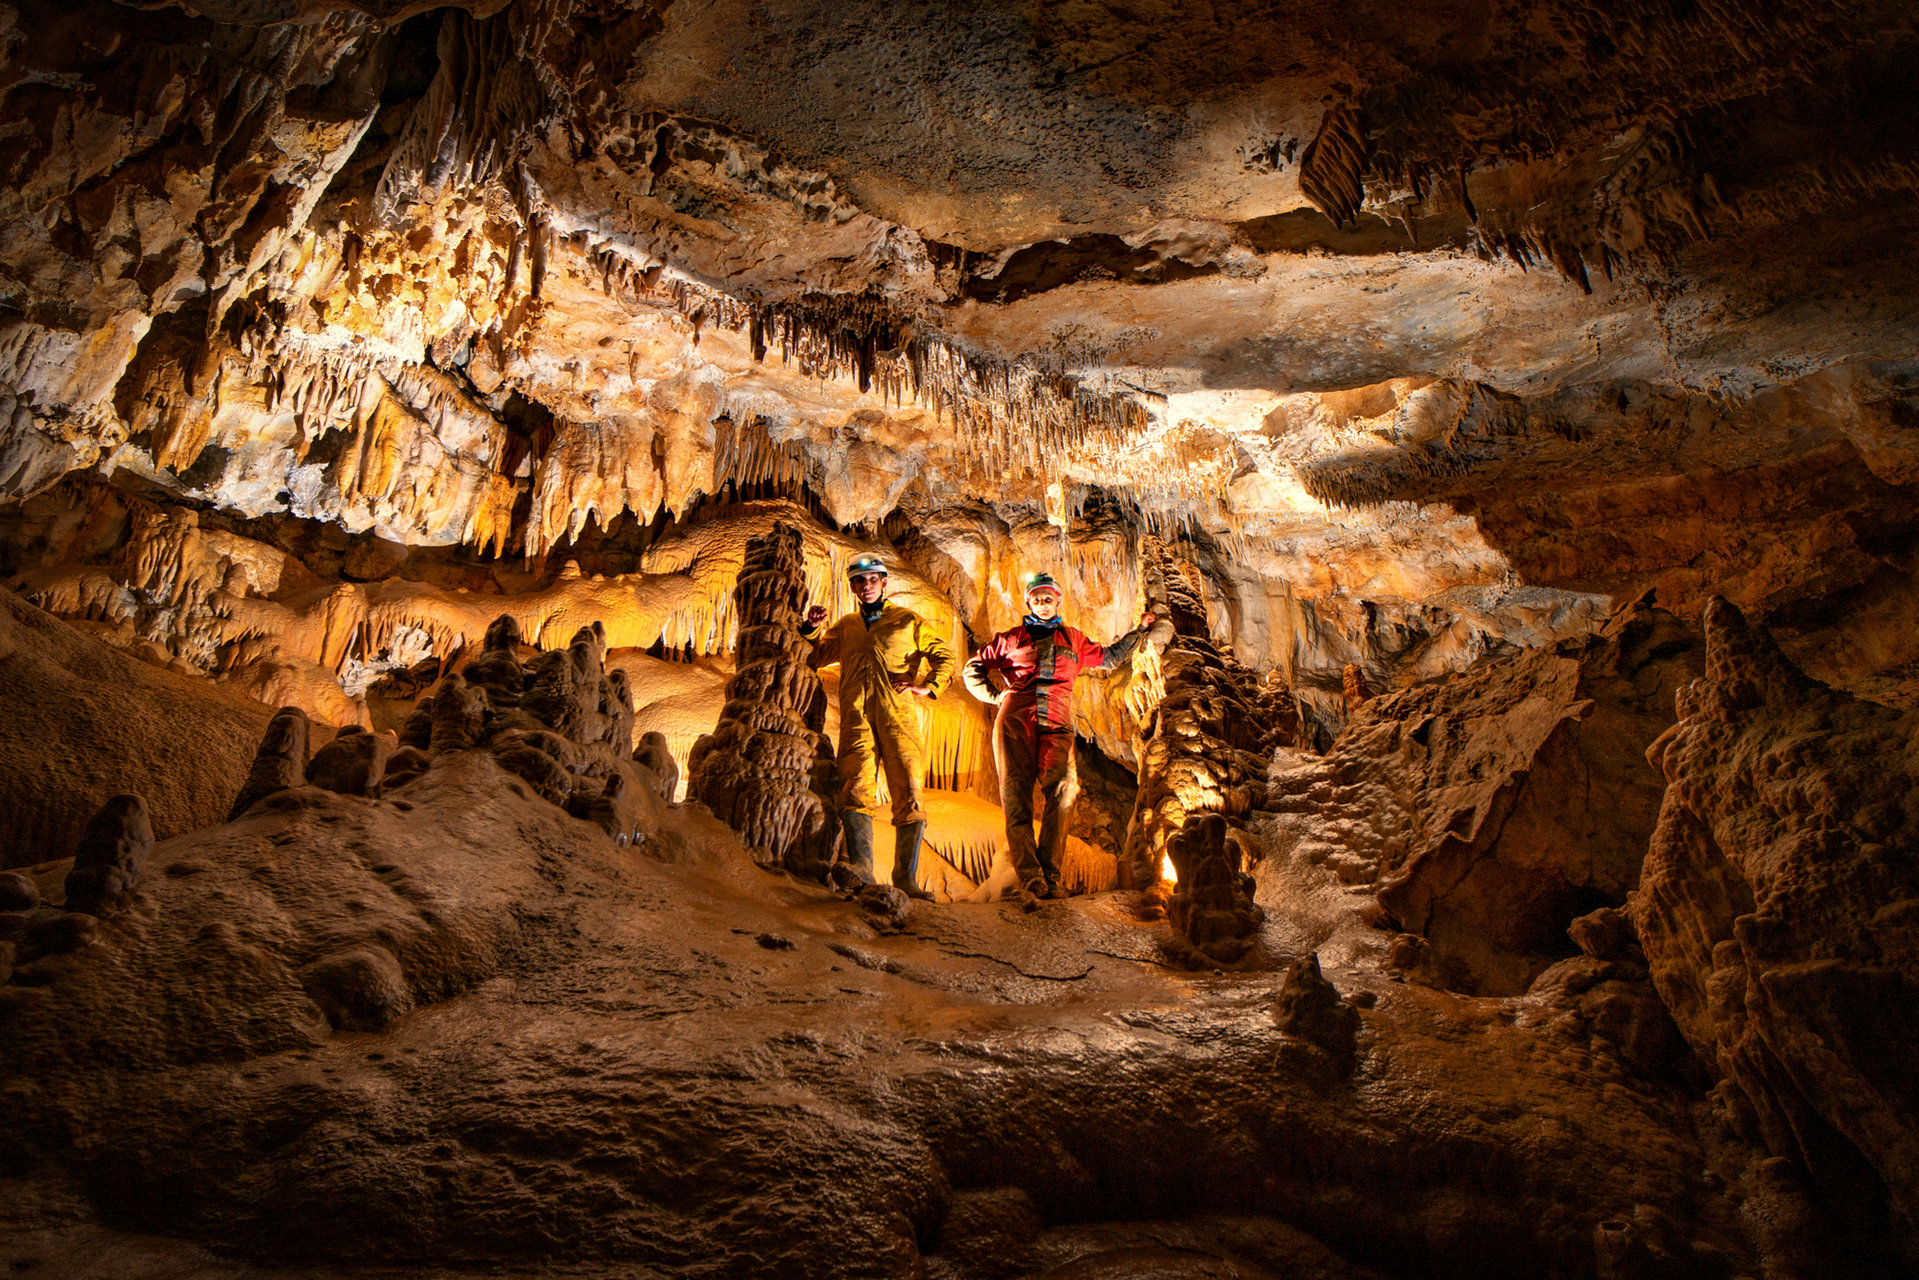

left=686, top=522, right=838, bottom=875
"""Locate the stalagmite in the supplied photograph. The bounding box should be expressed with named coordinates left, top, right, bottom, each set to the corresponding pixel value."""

left=1163, top=812, right=1266, bottom=965
left=398, top=703, right=435, bottom=752
left=1272, top=952, right=1360, bottom=1067
left=634, top=730, right=680, bottom=799
left=522, top=624, right=611, bottom=747
left=428, top=672, right=490, bottom=753
left=685, top=522, right=835, bottom=873
left=230, top=707, right=312, bottom=818
left=491, top=728, right=576, bottom=808
left=1120, top=542, right=1279, bottom=884
left=62, top=795, right=153, bottom=916
left=1119, top=540, right=1274, bottom=964
left=465, top=615, right=529, bottom=710
left=307, top=726, right=395, bottom=798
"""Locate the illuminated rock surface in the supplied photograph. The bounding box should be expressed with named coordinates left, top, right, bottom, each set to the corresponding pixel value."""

left=1, top=0, right=1917, bottom=1274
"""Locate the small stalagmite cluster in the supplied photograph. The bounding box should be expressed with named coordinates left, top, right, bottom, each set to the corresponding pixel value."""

left=686, top=522, right=837, bottom=874
left=455, top=615, right=638, bottom=836
left=224, top=612, right=644, bottom=842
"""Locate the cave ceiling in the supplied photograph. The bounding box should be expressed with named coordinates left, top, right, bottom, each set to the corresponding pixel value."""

left=1, top=0, right=1917, bottom=694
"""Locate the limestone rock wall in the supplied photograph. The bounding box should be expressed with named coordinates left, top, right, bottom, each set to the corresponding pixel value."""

left=0, top=585, right=274, bottom=869
left=1265, top=595, right=1703, bottom=995
left=1291, top=371, right=1919, bottom=711
left=1632, top=598, right=1919, bottom=1222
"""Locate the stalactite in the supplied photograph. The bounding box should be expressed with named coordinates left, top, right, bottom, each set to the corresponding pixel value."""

left=1298, top=105, right=1368, bottom=228
left=932, top=838, right=999, bottom=888
left=588, top=280, right=1159, bottom=486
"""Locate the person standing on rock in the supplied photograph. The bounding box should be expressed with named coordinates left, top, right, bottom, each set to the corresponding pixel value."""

left=803, top=554, right=954, bottom=900
left=963, top=573, right=1159, bottom=909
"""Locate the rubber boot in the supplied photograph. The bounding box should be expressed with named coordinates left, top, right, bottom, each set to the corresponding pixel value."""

left=892, top=820, right=933, bottom=900
left=840, top=809, right=876, bottom=878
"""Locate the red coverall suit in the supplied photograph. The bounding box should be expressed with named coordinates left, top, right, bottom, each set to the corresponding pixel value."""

left=963, top=620, right=1147, bottom=893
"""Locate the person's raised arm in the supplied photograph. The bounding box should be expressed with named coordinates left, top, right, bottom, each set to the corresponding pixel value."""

left=803, top=605, right=842, bottom=670
left=961, top=630, right=1011, bottom=704
left=1091, top=608, right=1160, bottom=672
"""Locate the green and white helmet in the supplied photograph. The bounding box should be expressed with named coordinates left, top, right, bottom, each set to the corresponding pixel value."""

left=847, top=554, right=888, bottom=579
left=1023, top=572, right=1061, bottom=598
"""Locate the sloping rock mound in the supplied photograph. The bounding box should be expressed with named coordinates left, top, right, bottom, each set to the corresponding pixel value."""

left=1266, top=595, right=1702, bottom=994
left=0, top=587, right=275, bottom=869
left=0, top=698, right=1775, bottom=1278
left=1632, top=597, right=1919, bottom=1229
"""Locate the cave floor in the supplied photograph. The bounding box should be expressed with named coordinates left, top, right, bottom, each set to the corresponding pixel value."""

left=0, top=753, right=1748, bottom=1279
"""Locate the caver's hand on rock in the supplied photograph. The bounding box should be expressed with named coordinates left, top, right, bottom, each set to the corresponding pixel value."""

left=804, top=604, right=828, bottom=629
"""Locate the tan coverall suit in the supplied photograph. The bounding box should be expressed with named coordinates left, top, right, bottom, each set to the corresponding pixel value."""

left=807, top=604, right=954, bottom=824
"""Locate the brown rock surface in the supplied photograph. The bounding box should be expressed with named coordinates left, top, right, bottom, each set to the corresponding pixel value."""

left=0, top=709, right=1772, bottom=1280
left=0, top=586, right=274, bottom=869
left=0, top=1, right=1917, bottom=1274
left=1266, top=595, right=1703, bottom=995
left=1632, top=598, right=1919, bottom=1223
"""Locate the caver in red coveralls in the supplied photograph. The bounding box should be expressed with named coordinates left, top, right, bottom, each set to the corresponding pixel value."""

left=963, top=602, right=1152, bottom=897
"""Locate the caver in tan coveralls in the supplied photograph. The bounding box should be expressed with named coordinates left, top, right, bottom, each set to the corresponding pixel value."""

left=806, top=603, right=954, bottom=823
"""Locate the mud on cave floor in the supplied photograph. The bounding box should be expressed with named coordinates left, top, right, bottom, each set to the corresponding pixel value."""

left=0, top=749, right=1781, bottom=1280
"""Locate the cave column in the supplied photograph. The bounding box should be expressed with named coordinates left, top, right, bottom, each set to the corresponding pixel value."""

left=1119, top=536, right=1278, bottom=964
left=685, top=521, right=838, bottom=875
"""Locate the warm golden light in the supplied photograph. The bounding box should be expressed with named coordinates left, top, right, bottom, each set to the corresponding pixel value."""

left=1160, top=852, right=1177, bottom=884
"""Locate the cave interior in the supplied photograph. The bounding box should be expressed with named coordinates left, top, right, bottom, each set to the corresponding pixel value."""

left=2, top=1, right=1918, bottom=1277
